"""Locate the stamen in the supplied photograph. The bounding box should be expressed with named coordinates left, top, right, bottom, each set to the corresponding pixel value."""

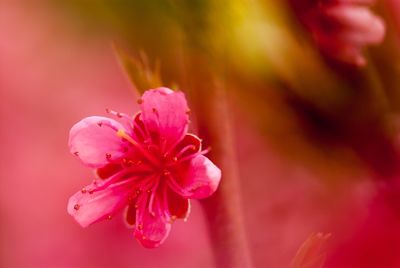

left=162, top=185, right=175, bottom=221
left=117, top=129, right=160, bottom=167
left=148, top=176, right=161, bottom=216
left=170, top=216, right=177, bottom=223
left=86, top=169, right=132, bottom=194
left=88, top=179, right=136, bottom=203
left=166, top=174, right=191, bottom=196
left=173, top=147, right=211, bottom=165
left=160, top=137, right=167, bottom=154
left=74, top=204, right=80, bottom=210
left=133, top=120, right=147, bottom=141
left=175, top=145, right=196, bottom=159
left=106, top=109, right=133, bottom=128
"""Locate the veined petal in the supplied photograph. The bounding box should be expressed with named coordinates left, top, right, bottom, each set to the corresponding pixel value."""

left=134, top=195, right=171, bottom=248
left=139, top=87, right=189, bottom=149
left=69, top=116, right=128, bottom=168
left=172, top=155, right=221, bottom=199
left=67, top=177, right=135, bottom=228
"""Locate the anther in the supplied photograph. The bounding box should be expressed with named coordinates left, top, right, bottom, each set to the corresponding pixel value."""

left=137, top=224, right=143, bottom=230
left=106, top=153, right=112, bottom=159
left=147, top=189, right=152, bottom=193
left=116, top=112, right=122, bottom=118
left=105, top=108, right=110, bottom=113
left=107, top=215, right=112, bottom=220
left=97, top=122, right=103, bottom=127
left=74, top=204, right=80, bottom=210
left=163, top=170, right=171, bottom=176
left=137, top=99, right=143, bottom=105
left=74, top=151, right=79, bottom=156
left=152, top=108, right=157, bottom=113
left=81, top=188, right=87, bottom=194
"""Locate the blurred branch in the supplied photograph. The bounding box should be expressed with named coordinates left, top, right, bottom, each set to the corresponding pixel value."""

left=113, top=43, right=162, bottom=94
left=291, top=232, right=331, bottom=268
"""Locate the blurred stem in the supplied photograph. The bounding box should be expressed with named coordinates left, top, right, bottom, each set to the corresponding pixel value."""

left=189, top=80, right=253, bottom=268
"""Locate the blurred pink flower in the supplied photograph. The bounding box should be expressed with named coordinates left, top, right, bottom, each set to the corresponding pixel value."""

left=291, top=0, right=385, bottom=65
left=67, top=87, right=221, bottom=248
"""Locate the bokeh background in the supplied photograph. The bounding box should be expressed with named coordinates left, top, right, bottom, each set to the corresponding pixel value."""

left=2, top=1, right=400, bottom=267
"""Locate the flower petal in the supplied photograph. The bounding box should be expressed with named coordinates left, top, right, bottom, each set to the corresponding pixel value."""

left=172, top=155, right=221, bottom=199
left=134, top=195, right=171, bottom=248
left=124, top=203, right=137, bottom=227
left=69, top=116, right=129, bottom=168
left=139, top=88, right=189, bottom=149
left=166, top=188, right=190, bottom=220
left=67, top=177, right=135, bottom=228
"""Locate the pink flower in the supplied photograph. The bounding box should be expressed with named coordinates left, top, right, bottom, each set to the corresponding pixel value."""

left=290, top=0, right=385, bottom=65
left=67, top=87, right=221, bottom=248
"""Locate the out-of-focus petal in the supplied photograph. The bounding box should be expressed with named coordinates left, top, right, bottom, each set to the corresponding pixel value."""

left=139, top=87, right=189, bottom=149
left=69, top=116, right=128, bottom=168
left=327, top=5, right=385, bottom=44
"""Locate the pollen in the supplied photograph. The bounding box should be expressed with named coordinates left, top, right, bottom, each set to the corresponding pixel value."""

left=117, top=129, right=137, bottom=145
